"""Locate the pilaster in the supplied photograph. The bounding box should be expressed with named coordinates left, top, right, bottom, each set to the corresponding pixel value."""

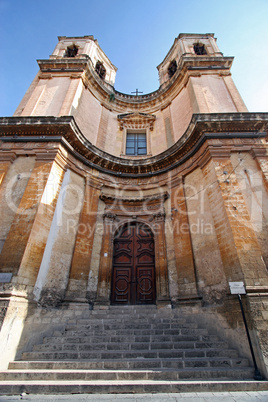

left=0, top=153, right=16, bottom=187
left=0, top=155, right=55, bottom=276
left=185, top=166, right=228, bottom=304
left=59, top=78, right=82, bottom=116
left=170, top=177, right=199, bottom=302
left=222, top=75, right=248, bottom=112
left=33, top=169, right=85, bottom=306
left=65, top=177, right=101, bottom=302
left=95, top=213, right=116, bottom=305
left=20, top=79, right=46, bottom=116
left=202, top=155, right=267, bottom=287
left=151, top=212, right=171, bottom=305
left=251, top=148, right=268, bottom=193
left=16, top=156, right=66, bottom=288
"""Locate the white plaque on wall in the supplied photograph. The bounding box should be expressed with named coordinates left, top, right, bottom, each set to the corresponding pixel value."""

left=229, top=281, right=246, bottom=295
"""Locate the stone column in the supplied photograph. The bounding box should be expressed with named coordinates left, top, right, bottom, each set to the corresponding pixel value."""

left=16, top=156, right=66, bottom=287
left=96, top=106, right=110, bottom=149
left=170, top=177, right=199, bottom=302
left=251, top=148, right=268, bottom=193
left=86, top=197, right=106, bottom=304
left=59, top=78, right=82, bottom=116
left=164, top=193, right=179, bottom=303
left=95, top=213, right=116, bottom=305
left=65, top=177, right=101, bottom=302
left=0, top=154, right=32, bottom=254
left=222, top=75, right=248, bottom=112
left=0, top=153, right=16, bottom=188
left=20, top=79, right=46, bottom=116
left=0, top=154, right=55, bottom=276
left=162, top=104, right=175, bottom=148
left=230, top=151, right=268, bottom=269
left=151, top=212, right=171, bottom=305
left=188, top=76, right=209, bottom=113
left=33, top=169, right=85, bottom=307
left=201, top=155, right=267, bottom=286
left=185, top=166, right=228, bottom=304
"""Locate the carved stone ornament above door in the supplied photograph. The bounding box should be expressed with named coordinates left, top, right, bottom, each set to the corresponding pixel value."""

left=117, top=112, right=156, bottom=131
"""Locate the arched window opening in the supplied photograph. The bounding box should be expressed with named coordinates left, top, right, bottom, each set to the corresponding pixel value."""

left=95, top=61, right=106, bottom=80
left=65, top=44, right=78, bottom=57
left=168, top=60, right=177, bottom=79
left=193, top=43, right=207, bottom=55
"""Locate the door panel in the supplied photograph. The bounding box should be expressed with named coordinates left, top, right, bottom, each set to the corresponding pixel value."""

left=111, top=223, right=155, bottom=305
left=136, top=267, right=155, bottom=303
left=113, top=268, right=131, bottom=303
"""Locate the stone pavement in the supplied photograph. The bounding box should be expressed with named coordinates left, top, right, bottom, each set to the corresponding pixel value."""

left=1, top=392, right=268, bottom=401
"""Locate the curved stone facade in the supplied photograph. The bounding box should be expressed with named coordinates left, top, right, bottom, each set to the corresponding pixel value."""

left=0, top=33, right=268, bottom=378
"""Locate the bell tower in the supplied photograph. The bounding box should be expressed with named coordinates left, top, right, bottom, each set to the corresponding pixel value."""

left=14, top=35, right=117, bottom=117
left=157, top=33, right=247, bottom=113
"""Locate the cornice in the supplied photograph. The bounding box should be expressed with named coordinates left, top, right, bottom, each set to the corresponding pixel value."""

left=100, top=191, right=169, bottom=203
left=0, top=113, right=267, bottom=178
left=38, top=58, right=89, bottom=73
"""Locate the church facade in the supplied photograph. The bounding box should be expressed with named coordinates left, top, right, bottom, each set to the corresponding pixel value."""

left=0, top=33, right=268, bottom=377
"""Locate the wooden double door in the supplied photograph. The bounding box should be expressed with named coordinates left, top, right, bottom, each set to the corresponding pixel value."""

left=111, top=222, right=156, bottom=305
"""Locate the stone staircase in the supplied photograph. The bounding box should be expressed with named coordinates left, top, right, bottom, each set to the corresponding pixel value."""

left=0, top=305, right=267, bottom=394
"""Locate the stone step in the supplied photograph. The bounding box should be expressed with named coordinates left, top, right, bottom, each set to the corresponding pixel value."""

left=91, top=310, right=163, bottom=315
left=22, top=346, right=242, bottom=361
left=6, top=306, right=256, bottom=392
left=8, top=358, right=251, bottom=371
left=106, top=305, right=158, bottom=311
left=1, top=378, right=267, bottom=395
left=0, top=367, right=255, bottom=382
left=75, top=308, right=166, bottom=319
left=83, top=310, right=175, bottom=316
left=65, top=322, right=198, bottom=331
left=34, top=339, right=226, bottom=352
left=86, top=307, right=160, bottom=316
left=42, top=334, right=217, bottom=345
left=73, top=317, right=189, bottom=324
left=25, top=347, right=240, bottom=360
left=64, top=327, right=203, bottom=337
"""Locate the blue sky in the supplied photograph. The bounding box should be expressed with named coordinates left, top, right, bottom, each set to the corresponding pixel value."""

left=1, top=0, right=268, bottom=116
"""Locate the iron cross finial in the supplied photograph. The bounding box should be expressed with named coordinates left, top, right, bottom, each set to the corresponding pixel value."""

left=131, top=88, right=143, bottom=96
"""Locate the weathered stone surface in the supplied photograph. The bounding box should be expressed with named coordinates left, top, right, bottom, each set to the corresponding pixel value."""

left=0, top=32, right=267, bottom=383
left=34, top=169, right=85, bottom=307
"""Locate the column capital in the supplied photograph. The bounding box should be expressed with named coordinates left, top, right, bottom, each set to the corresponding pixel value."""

left=103, top=212, right=118, bottom=223
left=149, top=211, right=166, bottom=222
left=250, top=148, right=267, bottom=159
left=0, top=152, right=17, bottom=163
left=198, top=147, right=231, bottom=169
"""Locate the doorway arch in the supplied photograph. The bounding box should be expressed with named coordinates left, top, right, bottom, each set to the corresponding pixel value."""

left=111, top=222, right=156, bottom=305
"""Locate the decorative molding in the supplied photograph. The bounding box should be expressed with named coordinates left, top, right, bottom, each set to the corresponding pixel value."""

left=0, top=114, right=267, bottom=177
left=100, top=191, right=169, bottom=204
left=103, top=212, right=118, bottom=222
left=149, top=212, right=166, bottom=222
left=0, top=152, right=16, bottom=163
left=250, top=148, right=267, bottom=159
left=36, top=52, right=234, bottom=115
left=117, top=112, right=156, bottom=131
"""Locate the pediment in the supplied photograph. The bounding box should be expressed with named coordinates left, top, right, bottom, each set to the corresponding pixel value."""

left=117, top=112, right=156, bottom=131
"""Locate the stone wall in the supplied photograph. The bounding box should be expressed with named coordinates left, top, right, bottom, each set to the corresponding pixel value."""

left=0, top=32, right=267, bottom=375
